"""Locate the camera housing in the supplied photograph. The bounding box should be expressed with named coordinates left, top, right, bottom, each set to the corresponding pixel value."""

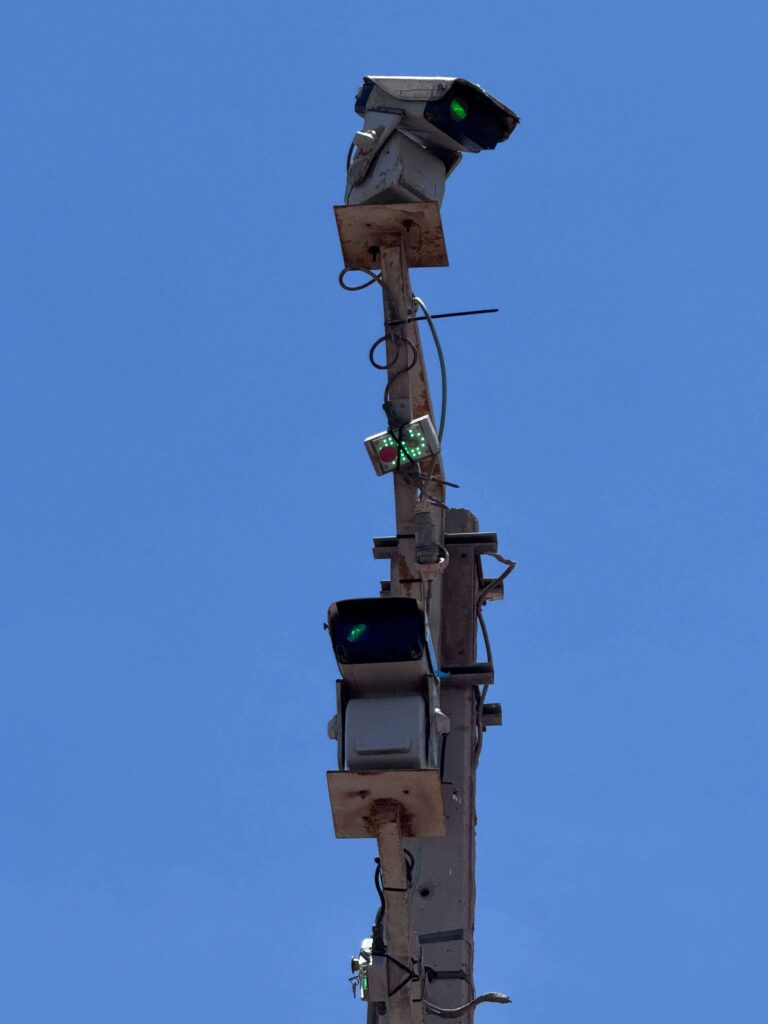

left=346, top=76, right=519, bottom=206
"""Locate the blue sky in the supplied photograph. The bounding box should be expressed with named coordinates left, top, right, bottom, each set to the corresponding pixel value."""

left=1, top=1, right=766, bottom=1021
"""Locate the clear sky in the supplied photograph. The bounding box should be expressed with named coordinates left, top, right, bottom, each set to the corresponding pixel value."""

left=1, top=2, right=766, bottom=1022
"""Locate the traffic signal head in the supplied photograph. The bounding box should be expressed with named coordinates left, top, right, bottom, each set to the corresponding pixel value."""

left=346, top=76, right=519, bottom=206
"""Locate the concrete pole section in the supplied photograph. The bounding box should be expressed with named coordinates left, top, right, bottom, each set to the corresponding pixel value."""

left=372, top=803, right=422, bottom=1024
left=377, top=237, right=481, bottom=1024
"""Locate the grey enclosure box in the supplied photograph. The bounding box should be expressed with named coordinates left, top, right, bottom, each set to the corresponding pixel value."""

left=345, top=695, right=427, bottom=770
left=357, top=938, right=388, bottom=1003
left=346, top=131, right=447, bottom=206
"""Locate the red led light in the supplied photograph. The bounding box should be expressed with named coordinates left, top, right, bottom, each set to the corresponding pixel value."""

left=379, top=445, right=398, bottom=463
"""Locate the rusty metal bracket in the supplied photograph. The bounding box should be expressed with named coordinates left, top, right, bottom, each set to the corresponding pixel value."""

left=327, top=770, right=446, bottom=839
left=335, top=202, right=448, bottom=270
left=375, top=532, right=499, bottom=556
left=440, top=662, right=495, bottom=687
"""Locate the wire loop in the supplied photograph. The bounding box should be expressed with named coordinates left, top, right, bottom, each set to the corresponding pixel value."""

left=368, top=334, right=394, bottom=370
left=368, top=333, right=418, bottom=373
left=339, top=266, right=382, bottom=291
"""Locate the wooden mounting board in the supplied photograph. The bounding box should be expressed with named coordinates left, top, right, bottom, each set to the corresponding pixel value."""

left=327, top=769, right=446, bottom=838
left=335, top=202, right=449, bottom=269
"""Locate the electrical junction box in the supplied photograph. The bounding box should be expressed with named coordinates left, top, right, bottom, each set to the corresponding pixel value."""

left=356, top=938, right=388, bottom=1002
left=345, top=695, right=427, bottom=770
left=346, top=129, right=448, bottom=206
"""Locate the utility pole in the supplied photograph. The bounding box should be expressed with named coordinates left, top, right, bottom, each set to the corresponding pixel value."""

left=326, top=77, right=519, bottom=1024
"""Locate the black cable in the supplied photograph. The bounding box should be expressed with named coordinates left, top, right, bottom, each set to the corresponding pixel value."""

left=339, top=265, right=449, bottom=446
left=389, top=967, right=419, bottom=997
left=339, top=266, right=381, bottom=290
left=381, top=946, right=421, bottom=998
left=474, top=609, right=493, bottom=763
left=393, top=419, right=419, bottom=474
left=378, top=337, right=418, bottom=407
left=424, top=992, right=511, bottom=1018
left=388, top=307, right=498, bottom=326
left=369, top=331, right=421, bottom=473
left=477, top=553, right=517, bottom=609
left=374, top=851, right=415, bottom=894
left=477, top=606, right=493, bottom=666
left=439, top=732, right=449, bottom=782
left=474, top=554, right=517, bottom=764
left=355, top=944, right=419, bottom=999
left=360, top=945, right=419, bottom=990
left=404, top=847, right=415, bottom=886
left=368, top=849, right=418, bottom=992
left=367, top=950, right=416, bottom=977
left=374, top=859, right=386, bottom=912
left=369, top=333, right=409, bottom=371
left=413, top=296, right=447, bottom=441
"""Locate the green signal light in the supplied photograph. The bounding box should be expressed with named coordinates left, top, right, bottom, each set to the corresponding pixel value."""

left=401, top=426, right=427, bottom=458
left=346, top=623, right=367, bottom=642
left=375, top=427, right=428, bottom=463
left=364, top=414, right=440, bottom=476
left=450, top=97, right=469, bottom=121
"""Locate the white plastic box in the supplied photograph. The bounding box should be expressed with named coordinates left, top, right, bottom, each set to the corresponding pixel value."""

left=344, top=695, right=427, bottom=770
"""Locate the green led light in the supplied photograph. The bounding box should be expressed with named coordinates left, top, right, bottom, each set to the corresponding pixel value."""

left=369, top=418, right=437, bottom=473
left=450, top=97, right=469, bottom=121
left=346, top=623, right=367, bottom=642
left=376, top=430, right=425, bottom=462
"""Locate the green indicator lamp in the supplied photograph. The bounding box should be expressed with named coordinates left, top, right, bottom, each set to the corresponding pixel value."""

left=346, top=623, right=368, bottom=642
left=449, top=96, right=469, bottom=121
left=364, top=414, right=440, bottom=476
left=402, top=425, right=428, bottom=459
